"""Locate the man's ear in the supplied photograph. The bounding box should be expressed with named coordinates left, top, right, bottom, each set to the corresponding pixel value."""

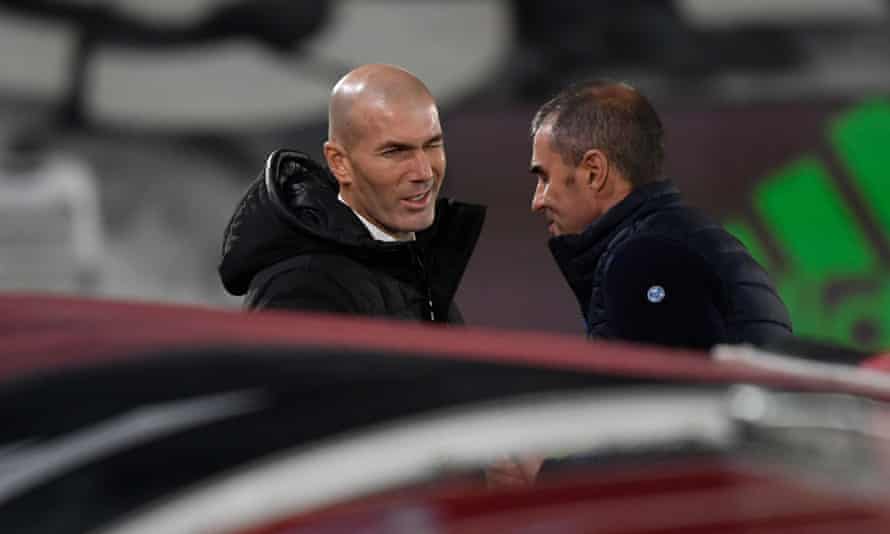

left=323, top=141, right=351, bottom=186
left=581, top=149, right=609, bottom=192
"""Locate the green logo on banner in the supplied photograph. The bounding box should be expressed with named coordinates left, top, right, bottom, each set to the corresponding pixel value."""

left=726, top=100, right=890, bottom=350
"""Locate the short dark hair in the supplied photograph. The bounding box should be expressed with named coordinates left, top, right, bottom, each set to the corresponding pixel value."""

left=531, top=80, right=665, bottom=186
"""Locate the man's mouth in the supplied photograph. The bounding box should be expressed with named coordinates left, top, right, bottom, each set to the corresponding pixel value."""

left=546, top=219, right=558, bottom=236
left=402, top=188, right=433, bottom=208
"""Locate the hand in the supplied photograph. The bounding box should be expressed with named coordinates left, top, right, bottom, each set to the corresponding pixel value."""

left=484, top=455, right=544, bottom=489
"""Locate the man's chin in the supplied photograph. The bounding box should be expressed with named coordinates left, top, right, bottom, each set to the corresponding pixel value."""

left=392, top=212, right=436, bottom=234
left=547, top=222, right=560, bottom=237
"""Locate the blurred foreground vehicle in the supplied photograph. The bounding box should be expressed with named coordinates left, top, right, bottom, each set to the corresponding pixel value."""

left=1, top=294, right=890, bottom=534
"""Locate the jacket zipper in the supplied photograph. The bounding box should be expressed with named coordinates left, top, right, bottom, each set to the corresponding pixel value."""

left=410, top=246, right=435, bottom=322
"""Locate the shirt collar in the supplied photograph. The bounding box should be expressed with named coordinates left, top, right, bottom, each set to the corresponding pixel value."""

left=338, top=193, right=415, bottom=242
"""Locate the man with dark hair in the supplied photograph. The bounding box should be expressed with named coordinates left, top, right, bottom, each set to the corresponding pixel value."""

left=529, top=80, right=791, bottom=349
left=484, top=81, right=792, bottom=490
left=219, top=64, right=485, bottom=322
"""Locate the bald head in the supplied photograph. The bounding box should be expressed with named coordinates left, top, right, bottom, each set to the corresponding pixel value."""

left=328, top=64, right=435, bottom=149
left=322, top=64, right=445, bottom=239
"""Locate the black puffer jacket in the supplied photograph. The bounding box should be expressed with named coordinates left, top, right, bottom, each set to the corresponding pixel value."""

left=219, top=149, right=485, bottom=323
left=549, top=180, right=792, bottom=349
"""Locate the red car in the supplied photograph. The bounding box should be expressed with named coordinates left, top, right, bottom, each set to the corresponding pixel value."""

left=2, top=294, right=889, bottom=534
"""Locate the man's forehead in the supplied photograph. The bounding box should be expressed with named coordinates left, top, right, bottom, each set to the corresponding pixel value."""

left=356, top=99, right=441, bottom=142
left=531, top=124, right=556, bottom=156
left=534, top=118, right=556, bottom=138
left=369, top=95, right=437, bottom=120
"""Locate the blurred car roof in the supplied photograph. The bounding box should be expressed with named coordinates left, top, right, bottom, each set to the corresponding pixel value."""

left=2, top=293, right=890, bottom=534
left=2, top=293, right=889, bottom=397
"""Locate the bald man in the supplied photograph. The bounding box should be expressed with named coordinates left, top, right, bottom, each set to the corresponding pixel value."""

left=219, top=64, right=485, bottom=322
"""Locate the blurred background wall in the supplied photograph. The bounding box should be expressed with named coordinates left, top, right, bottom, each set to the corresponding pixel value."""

left=0, top=0, right=888, bottom=350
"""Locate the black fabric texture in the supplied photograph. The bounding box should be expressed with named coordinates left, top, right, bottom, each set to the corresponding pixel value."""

left=549, top=180, right=792, bottom=349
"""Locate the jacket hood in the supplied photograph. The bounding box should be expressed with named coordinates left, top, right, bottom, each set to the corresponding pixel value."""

left=219, top=149, right=379, bottom=296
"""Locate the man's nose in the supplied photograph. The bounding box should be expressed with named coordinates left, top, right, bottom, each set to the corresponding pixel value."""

left=410, top=150, right=434, bottom=179
left=531, top=181, right=546, bottom=212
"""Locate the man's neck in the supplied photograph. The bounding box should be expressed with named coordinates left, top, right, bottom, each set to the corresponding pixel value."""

left=601, top=184, right=633, bottom=216
left=337, top=193, right=415, bottom=242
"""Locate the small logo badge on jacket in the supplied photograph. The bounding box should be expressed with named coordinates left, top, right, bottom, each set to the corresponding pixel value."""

left=647, top=285, right=666, bottom=303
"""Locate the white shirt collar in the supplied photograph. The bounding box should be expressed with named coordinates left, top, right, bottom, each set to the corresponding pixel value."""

left=338, top=193, right=415, bottom=242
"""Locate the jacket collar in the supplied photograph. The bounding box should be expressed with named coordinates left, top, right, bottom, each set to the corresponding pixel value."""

left=548, top=179, right=680, bottom=311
